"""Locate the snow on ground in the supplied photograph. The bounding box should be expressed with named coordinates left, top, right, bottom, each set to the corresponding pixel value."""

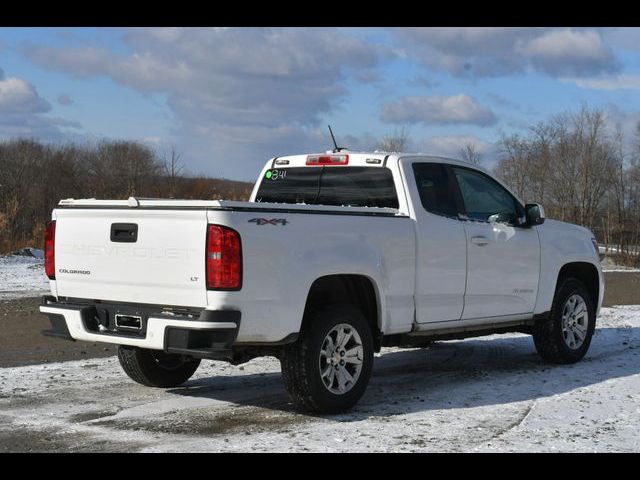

left=1, top=306, right=639, bottom=452
left=602, top=268, right=640, bottom=273
left=599, top=245, right=640, bottom=256
left=0, top=253, right=49, bottom=300
left=600, top=255, right=640, bottom=273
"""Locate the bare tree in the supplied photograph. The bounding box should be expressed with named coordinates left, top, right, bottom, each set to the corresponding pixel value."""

left=459, top=142, right=483, bottom=165
left=495, top=133, right=530, bottom=201
left=378, top=127, right=409, bottom=152
left=494, top=105, right=620, bottom=241
left=0, top=139, right=252, bottom=254
left=163, top=146, right=183, bottom=198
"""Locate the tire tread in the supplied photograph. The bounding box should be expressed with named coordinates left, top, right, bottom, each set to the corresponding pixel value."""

left=533, top=277, right=595, bottom=364
left=117, top=346, right=200, bottom=388
left=280, top=304, right=373, bottom=413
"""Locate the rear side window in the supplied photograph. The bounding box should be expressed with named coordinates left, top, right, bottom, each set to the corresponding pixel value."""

left=412, top=163, right=459, bottom=218
left=255, top=167, right=399, bottom=209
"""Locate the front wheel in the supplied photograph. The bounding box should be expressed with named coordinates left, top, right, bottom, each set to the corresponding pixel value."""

left=533, top=278, right=596, bottom=364
left=280, top=304, right=374, bottom=413
left=117, top=346, right=201, bottom=388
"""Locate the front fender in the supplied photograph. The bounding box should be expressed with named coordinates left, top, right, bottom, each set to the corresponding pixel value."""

left=535, top=220, right=603, bottom=314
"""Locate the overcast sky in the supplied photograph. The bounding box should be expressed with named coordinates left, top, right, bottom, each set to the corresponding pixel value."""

left=1, top=27, right=640, bottom=180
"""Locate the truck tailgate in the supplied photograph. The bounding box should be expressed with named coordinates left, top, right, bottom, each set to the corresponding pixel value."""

left=53, top=208, right=208, bottom=307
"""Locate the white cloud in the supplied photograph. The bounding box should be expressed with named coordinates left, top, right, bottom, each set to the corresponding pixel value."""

left=381, top=94, right=497, bottom=126
left=393, top=27, right=618, bottom=78
left=0, top=72, right=82, bottom=141
left=23, top=27, right=385, bottom=178
left=13, top=27, right=628, bottom=179
left=338, top=132, right=380, bottom=152
left=422, top=134, right=492, bottom=158
left=0, top=76, right=50, bottom=114
left=562, top=74, right=640, bottom=91
left=518, top=29, right=619, bottom=76
left=0, top=114, right=81, bottom=140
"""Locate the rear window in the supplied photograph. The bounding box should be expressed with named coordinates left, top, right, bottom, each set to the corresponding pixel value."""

left=255, top=167, right=399, bottom=209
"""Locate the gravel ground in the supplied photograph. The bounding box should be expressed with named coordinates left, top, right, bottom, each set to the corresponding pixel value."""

left=0, top=271, right=638, bottom=452
left=0, top=305, right=638, bottom=452
left=0, top=296, right=116, bottom=368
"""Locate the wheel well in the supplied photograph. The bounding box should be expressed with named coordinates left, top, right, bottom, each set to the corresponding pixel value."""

left=303, top=275, right=381, bottom=351
left=557, top=262, right=599, bottom=305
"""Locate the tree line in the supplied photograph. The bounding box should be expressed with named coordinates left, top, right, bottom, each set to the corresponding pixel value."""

left=377, top=106, right=640, bottom=266
left=2, top=105, right=639, bottom=265
left=0, top=139, right=252, bottom=254
left=494, top=106, right=640, bottom=266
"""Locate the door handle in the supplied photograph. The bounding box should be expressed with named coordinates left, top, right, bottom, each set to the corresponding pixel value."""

left=470, top=236, right=489, bottom=246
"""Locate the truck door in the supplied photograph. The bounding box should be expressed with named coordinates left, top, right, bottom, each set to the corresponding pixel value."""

left=451, top=166, right=541, bottom=319
left=402, top=161, right=467, bottom=323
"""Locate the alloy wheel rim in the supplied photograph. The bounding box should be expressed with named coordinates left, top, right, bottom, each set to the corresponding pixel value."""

left=561, top=294, right=588, bottom=350
left=319, top=323, right=364, bottom=395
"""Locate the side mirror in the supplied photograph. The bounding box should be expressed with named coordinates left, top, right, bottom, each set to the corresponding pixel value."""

left=525, top=203, right=545, bottom=226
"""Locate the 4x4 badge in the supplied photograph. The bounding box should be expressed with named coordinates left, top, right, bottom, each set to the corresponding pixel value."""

left=248, top=218, right=289, bottom=226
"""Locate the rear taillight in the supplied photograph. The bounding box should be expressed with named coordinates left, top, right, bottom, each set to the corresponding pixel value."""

left=206, top=225, right=242, bottom=290
left=44, top=220, right=56, bottom=280
left=306, top=154, right=349, bottom=166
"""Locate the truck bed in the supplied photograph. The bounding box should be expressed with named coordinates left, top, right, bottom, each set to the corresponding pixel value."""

left=49, top=197, right=415, bottom=343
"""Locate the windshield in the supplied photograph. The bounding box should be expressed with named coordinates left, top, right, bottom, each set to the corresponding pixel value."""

left=255, top=167, right=399, bottom=209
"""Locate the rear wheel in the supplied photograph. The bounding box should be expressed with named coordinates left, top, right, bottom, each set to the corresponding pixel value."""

left=117, top=346, right=201, bottom=388
left=280, top=304, right=374, bottom=413
left=533, top=278, right=595, bottom=364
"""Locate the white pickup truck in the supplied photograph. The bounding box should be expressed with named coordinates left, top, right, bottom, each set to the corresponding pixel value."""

left=40, top=152, right=604, bottom=413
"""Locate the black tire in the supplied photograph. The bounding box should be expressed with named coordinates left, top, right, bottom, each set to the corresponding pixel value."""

left=533, top=277, right=596, bottom=364
left=117, top=346, right=201, bottom=388
left=280, top=304, right=374, bottom=413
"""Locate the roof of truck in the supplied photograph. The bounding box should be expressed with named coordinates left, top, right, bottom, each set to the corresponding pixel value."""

left=271, top=151, right=491, bottom=174
left=263, top=151, right=519, bottom=205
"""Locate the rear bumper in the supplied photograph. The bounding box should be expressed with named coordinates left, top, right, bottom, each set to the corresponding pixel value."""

left=40, top=296, right=240, bottom=359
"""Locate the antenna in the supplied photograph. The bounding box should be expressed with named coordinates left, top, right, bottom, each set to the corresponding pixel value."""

left=328, top=125, right=347, bottom=153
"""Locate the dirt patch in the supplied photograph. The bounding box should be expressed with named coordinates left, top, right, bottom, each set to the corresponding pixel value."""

left=602, top=272, right=640, bottom=307
left=70, top=409, right=122, bottom=423
left=0, top=422, right=144, bottom=452
left=0, top=393, right=50, bottom=411
left=97, top=405, right=310, bottom=436
left=0, top=296, right=116, bottom=367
